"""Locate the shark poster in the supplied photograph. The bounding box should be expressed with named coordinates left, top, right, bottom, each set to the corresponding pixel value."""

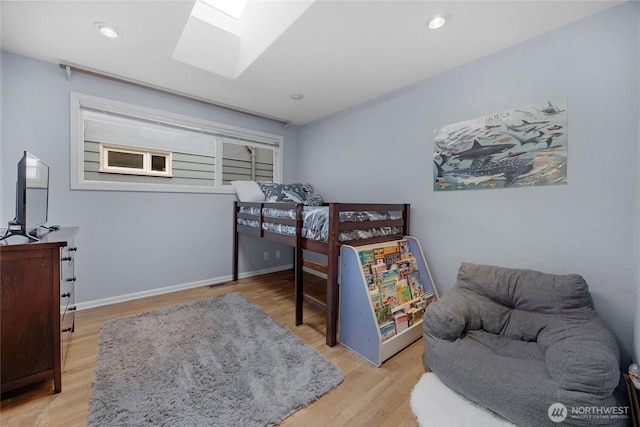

left=433, top=99, right=567, bottom=191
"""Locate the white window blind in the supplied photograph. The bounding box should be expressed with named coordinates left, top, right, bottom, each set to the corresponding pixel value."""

left=70, top=92, right=283, bottom=193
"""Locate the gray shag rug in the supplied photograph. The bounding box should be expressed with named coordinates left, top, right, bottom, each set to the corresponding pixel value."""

left=88, top=292, right=344, bottom=426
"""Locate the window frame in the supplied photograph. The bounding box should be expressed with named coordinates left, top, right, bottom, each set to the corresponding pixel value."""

left=70, top=92, right=283, bottom=193
left=99, top=143, right=173, bottom=177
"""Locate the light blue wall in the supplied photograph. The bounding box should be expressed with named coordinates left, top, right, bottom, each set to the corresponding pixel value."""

left=1, top=3, right=638, bottom=366
left=298, top=2, right=639, bottom=366
left=636, top=29, right=640, bottom=367
left=636, top=118, right=640, bottom=367
left=0, top=52, right=297, bottom=304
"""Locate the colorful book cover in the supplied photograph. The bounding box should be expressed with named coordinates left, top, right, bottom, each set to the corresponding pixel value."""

left=407, top=271, right=425, bottom=299
left=380, top=267, right=399, bottom=286
left=407, top=307, right=424, bottom=325
left=369, top=290, right=382, bottom=309
left=396, top=279, right=412, bottom=304
left=397, top=260, right=411, bottom=280
left=412, top=297, right=428, bottom=311
left=383, top=243, right=400, bottom=256
left=375, top=303, right=393, bottom=325
left=380, top=321, right=396, bottom=342
left=359, top=249, right=375, bottom=267
left=380, top=282, right=398, bottom=308
left=371, top=263, right=387, bottom=290
left=403, top=253, right=419, bottom=271
left=393, top=311, right=410, bottom=333
left=371, top=262, right=387, bottom=276
left=373, top=247, right=386, bottom=265
left=383, top=246, right=401, bottom=268
left=398, top=240, right=409, bottom=256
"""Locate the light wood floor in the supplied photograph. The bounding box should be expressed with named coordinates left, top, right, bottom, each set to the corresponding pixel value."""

left=1, top=270, right=428, bottom=426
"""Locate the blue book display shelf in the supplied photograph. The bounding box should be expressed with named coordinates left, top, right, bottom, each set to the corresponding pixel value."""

left=339, top=236, right=438, bottom=366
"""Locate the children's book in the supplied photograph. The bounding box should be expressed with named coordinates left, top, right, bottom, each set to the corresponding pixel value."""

left=380, top=267, right=399, bottom=285
left=396, top=279, right=412, bottom=305
left=405, top=253, right=419, bottom=272
left=397, top=260, right=411, bottom=280
left=407, top=271, right=425, bottom=299
left=371, top=263, right=389, bottom=290
left=380, top=321, right=396, bottom=342
left=380, top=282, right=398, bottom=308
left=383, top=243, right=401, bottom=268
left=375, top=303, right=393, bottom=325
left=398, top=240, right=410, bottom=257
left=393, top=311, right=410, bottom=333
left=369, top=290, right=382, bottom=309
left=407, top=307, right=424, bottom=326
left=373, top=247, right=386, bottom=265
left=359, top=249, right=375, bottom=267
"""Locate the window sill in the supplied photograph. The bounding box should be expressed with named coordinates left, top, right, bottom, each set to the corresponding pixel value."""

left=70, top=179, right=237, bottom=194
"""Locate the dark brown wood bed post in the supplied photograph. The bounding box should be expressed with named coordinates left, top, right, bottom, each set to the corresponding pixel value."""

left=232, top=201, right=239, bottom=281
left=404, top=203, right=411, bottom=236
left=294, top=203, right=304, bottom=326
left=326, top=203, right=340, bottom=347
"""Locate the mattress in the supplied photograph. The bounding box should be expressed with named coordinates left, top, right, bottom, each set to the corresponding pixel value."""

left=237, top=206, right=403, bottom=242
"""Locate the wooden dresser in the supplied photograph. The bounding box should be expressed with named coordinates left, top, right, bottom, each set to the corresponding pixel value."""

left=1, top=227, right=78, bottom=395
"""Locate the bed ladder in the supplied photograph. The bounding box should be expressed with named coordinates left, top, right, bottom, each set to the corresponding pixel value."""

left=295, top=204, right=340, bottom=347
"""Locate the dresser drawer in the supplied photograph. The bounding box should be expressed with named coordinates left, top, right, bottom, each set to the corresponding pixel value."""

left=60, top=245, right=76, bottom=283
left=61, top=284, right=75, bottom=325
left=60, top=277, right=75, bottom=307
left=61, top=305, right=75, bottom=368
left=59, top=241, right=76, bottom=370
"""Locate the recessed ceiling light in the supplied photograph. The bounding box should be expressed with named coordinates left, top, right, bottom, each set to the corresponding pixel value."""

left=427, top=14, right=448, bottom=30
left=94, top=22, right=122, bottom=38
left=290, top=93, right=304, bottom=100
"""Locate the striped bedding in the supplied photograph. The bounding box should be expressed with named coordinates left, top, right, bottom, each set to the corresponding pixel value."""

left=237, top=206, right=403, bottom=242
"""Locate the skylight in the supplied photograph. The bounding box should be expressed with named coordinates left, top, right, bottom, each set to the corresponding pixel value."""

left=173, top=0, right=316, bottom=80
left=200, top=0, right=248, bottom=20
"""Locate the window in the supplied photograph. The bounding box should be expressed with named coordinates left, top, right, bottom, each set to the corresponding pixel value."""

left=70, top=92, right=282, bottom=193
left=100, top=144, right=173, bottom=177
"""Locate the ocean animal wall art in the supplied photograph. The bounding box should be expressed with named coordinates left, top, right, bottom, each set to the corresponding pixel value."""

left=433, top=98, right=568, bottom=191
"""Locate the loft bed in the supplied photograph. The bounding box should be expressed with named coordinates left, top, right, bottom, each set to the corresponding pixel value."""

left=232, top=200, right=410, bottom=347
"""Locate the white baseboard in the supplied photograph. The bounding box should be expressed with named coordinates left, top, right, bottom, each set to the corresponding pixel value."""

left=75, top=264, right=294, bottom=311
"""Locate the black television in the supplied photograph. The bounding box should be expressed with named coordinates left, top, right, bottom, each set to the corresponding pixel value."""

left=1, top=151, right=50, bottom=241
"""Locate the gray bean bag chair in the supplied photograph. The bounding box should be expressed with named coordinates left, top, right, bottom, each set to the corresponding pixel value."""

left=423, top=262, right=629, bottom=426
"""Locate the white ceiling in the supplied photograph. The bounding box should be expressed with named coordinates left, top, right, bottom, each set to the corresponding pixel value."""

left=0, top=1, right=623, bottom=125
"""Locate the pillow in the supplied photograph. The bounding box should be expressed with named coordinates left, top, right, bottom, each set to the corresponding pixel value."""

left=302, top=183, right=324, bottom=206
left=258, top=182, right=306, bottom=203
left=230, top=181, right=265, bottom=202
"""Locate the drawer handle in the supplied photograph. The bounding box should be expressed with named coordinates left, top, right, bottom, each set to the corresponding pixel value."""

left=62, top=256, right=73, bottom=262
left=61, top=292, right=71, bottom=298
left=62, top=327, right=72, bottom=333
left=69, top=247, right=78, bottom=252
left=66, top=277, right=77, bottom=282
left=68, top=306, right=77, bottom=311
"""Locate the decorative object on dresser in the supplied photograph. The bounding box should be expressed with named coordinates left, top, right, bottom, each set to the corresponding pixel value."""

left=1, top=227, right=78, bottom=396
left=88, top=292, right=344, bottom=426
left=1, top=151, right=50, bottom=242
left=232, top=181, right=411, bottom=347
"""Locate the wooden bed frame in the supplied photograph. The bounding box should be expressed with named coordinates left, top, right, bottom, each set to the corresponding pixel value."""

left=232, top=201, right=410, bottom=347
